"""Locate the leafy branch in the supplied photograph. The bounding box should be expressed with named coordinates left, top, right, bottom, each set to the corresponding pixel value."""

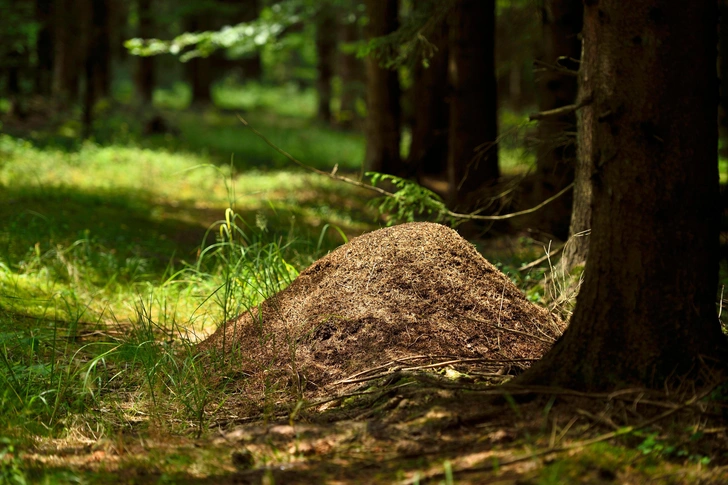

left=367, top=172, right=450, bottom=225
left=124, top=0, right=313, bottom=61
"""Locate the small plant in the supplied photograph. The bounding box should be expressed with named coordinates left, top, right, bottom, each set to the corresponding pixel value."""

left=635, top=430, right=711, bottom=465
left=366, top=172, right=451, bottom=226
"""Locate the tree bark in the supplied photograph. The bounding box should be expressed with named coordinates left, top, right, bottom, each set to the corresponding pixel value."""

left=135, top=0, right=155, bottom=103
left=517, top=0, right=728, bottom=391
left=316, top=5, right=336, bottom=124
left=530, top=0, right=582, bottom=239
left=409, top=20, right=449, bottom=178
left=559, top=1, right=592, bottom=273
left=363, top=0, right=401, bottom=175
left=447, top=0, right=499, bottom=211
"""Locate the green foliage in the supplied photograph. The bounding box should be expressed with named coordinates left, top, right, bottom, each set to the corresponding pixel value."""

left=125, top=0, right=315, bottom=61
left=0, top=0, right=38, bottom=60
left=358, top=0, right=453, bottom=69
left=0, top=438, right=27, bottom=485
left=635, top=430, right=711, bottom=465
left=366, top=172, right=450, bottom=226
left=194, top=207, right=300, bottom=328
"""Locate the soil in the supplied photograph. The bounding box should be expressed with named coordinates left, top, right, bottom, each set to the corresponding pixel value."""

left=199, top=222, right=564, bottom=407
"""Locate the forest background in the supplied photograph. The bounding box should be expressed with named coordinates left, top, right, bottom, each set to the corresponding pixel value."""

left=2, top=0, right=728, bottom=483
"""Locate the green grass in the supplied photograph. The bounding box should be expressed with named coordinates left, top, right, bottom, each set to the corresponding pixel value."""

left=0, top=98, right=380, bottom=461
left=169, top=110, right=366, bottom=171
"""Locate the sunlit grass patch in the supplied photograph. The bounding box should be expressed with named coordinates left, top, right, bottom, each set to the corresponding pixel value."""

left=0, top=131, right=376, bottom=333
left=0, top=209, right=306, bottom=450
left=169, top=110, right=365, bottom=172
left=213, top=81, right=317, bottom=118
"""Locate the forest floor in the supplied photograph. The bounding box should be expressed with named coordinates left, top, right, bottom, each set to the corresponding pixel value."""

left=2, top=90, right=728, bottom=484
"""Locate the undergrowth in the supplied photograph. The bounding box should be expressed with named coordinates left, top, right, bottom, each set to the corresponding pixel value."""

left=0, top=202, right=303, bottom=442
left=0, top=117, right=372, bottom=480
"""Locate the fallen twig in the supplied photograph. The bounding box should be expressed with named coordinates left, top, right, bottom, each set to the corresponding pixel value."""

left=333, top=357, right=538, bottom=386
left=458, top=313, right=557, bottom=344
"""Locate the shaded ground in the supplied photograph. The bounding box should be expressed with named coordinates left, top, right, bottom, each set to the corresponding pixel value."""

left=20, top=384, right=728, bottom=484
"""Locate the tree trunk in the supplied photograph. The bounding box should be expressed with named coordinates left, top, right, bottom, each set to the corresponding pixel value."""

left=517, top=0, right=728, bottom=391
left=239, top=0, right=263, bottom=80
left=316, top=5, right=336, bottom=124
left=53, top=0, right=83, bottom=103
left=336, top=14, right=364, bottom=129
left=447, top=0, right=499, bottom=211
left=363, top=0, right=401, bottom=174
left=6, top=51, right=26, bottom=118
left=720, top=0, right=728, bottom=135
left=529, top=0, right=582, bottom=239
left=409, top=20, right=449, bottom=179
left=93, top=0, right=112, bottom=99
left=559, top=2, right=592, bottom=273
left=185, top=16, right=213, bottom=106
left=186, top=59, right=213, bottom=106
left=35, top=0, right=54, bottom=96
left=135, top=0, right=155, bottom=104
left=83, top=0, right=108, bottom=138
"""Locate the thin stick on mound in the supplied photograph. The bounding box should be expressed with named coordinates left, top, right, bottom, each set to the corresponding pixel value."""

left=333, top=356, right=538, bottom=386
left=199, top=222, right=564, bottom=406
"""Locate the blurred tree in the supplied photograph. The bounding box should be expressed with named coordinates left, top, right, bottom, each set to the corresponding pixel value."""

left=93, top=0, right=112, bottom=99
left=229, top=0, right=263, bottom=81
left=180, top=0, right=263, bottom=105
left=184, top=12, right=215, bottom=105
left=335, top=5, right=365, bottom=129
left=0, top=0, right=36, bottom=116
left=315, top=3, right=336, bottom=123
left=518, top=0, right=728, bottom=390
left=720, top=0, right=728, bottom=139
left=408, top=14, right=449, bottom=180
left=363, top=0, right=402, bottom=174
left=530, top=0, right=582, bottom=240
left=35, top=0, right=53, bottom=95
left=135, top=0, right=155, bottom=103
left=495, top=0, right=538, bottom=111
left=447, top=0, right=498, bottom=211
left=83, top=0, right=110, bottom=137
left=53, top=0, right=84, bottom=102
